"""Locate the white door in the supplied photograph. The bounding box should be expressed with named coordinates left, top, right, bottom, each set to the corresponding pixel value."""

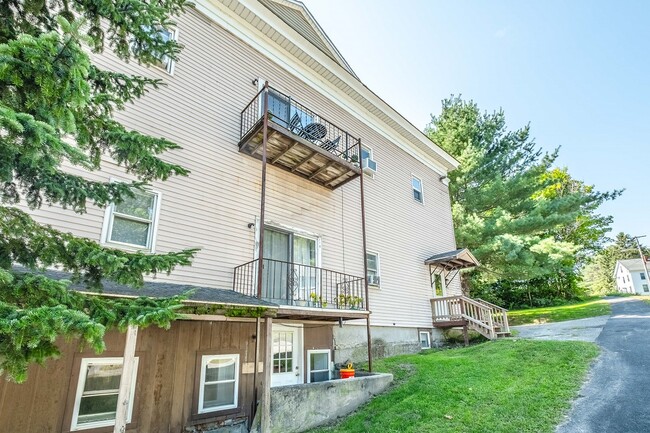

left=271, top=324, right=303, bottom=387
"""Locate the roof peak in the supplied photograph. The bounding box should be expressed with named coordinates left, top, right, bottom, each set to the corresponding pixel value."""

left=258, top=0, right=357, bottom=77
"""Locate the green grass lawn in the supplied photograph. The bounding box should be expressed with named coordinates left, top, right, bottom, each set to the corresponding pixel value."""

left=311, top=340, right=598, bottom=433
left=508, top=299, right=611, bottom=326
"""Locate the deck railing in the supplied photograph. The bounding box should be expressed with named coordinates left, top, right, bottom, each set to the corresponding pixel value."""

left=475, top=298, right=510, bottom=335
left=240, top=86, right=360, bottom=163
left=431, top=295, right=510, bottom=340
left=233, top=258, right=365, bottom=310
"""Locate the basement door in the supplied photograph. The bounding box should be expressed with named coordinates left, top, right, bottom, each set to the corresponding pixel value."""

left=271, top=324, right=304, bottom=387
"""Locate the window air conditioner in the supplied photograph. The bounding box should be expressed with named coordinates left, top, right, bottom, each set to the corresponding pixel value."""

left=362, top=157, right=377, bottom=175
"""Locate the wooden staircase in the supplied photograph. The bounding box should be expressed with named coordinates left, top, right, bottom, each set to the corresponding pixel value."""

left=430, top=295, right=510, bottom=342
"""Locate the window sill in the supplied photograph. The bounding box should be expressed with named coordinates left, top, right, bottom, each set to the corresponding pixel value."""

left=100, top=241, right=154, bottom=254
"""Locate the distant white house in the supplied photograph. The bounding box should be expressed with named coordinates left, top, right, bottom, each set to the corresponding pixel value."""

left=613, top=259, right=650, bottom=295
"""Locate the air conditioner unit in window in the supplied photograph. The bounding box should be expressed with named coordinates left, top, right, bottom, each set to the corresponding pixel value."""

left=362, top=157, right=377, bottom=175
left=367, top=275, right=381, bottom=286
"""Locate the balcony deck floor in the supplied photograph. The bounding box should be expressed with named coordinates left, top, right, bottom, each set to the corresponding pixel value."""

left=239, top=120, right=361, bottom=189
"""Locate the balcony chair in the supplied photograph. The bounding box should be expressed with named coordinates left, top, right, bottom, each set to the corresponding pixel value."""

left=320, top=136, right=341, bottom=153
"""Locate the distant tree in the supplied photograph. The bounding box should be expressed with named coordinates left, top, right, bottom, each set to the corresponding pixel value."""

left=582, top=233, right=648, bottom=295
left=0, top=0, right=198, bottom=381
left=426, top=97, right=618, bottom=307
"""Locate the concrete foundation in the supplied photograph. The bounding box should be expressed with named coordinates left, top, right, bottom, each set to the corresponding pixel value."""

left=268, top=373, right=393, bottom=433
left=185, top=417, right=248, bottom=433
left=333, top=325, right=444, bottom=363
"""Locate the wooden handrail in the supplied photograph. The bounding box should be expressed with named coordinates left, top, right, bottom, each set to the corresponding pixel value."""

left=430, top=295, right=509, bottom=340
left=475, top=298, right=508, bottom=312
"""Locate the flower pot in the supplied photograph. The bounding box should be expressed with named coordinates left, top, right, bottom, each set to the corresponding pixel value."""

left=340, top=368, right=355, bottom=379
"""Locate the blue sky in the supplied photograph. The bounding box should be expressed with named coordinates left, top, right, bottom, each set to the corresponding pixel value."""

left=307, top=0, right=650, bottom=240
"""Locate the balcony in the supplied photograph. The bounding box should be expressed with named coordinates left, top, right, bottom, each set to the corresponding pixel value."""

left=239, top=86, right=361, bottom=189
left=233, top=258, right=367, bottom=319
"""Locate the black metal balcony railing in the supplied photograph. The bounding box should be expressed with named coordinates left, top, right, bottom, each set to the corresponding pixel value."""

left=240, top=86, right=360, bottom=164
left=233, top=258, right=365, bottom=310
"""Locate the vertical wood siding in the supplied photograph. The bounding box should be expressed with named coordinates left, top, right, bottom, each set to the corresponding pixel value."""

left=20, top=8, right=458, bottom=329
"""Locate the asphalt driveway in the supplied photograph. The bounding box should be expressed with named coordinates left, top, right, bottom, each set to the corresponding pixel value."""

left=548, top=297, right=650, bottom=433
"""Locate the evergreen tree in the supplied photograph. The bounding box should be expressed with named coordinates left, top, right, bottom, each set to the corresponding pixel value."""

left=426, top=97, right=618, bottom=306
left=0, top=0, right=198, bottom=382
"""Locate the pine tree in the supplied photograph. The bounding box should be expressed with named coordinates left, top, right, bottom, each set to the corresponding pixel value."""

left=426, top=97, right=618, bottom=305
left=0, top=0, right=199, bottom=382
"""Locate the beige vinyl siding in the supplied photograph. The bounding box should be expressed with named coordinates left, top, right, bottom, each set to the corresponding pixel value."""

left=20, top=8, right=458, bottom=328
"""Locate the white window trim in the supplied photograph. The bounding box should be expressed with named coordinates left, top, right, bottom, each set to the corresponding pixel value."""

left=198, top=354, right=240, bottom=413
left=254, top=219, right=322, bottom=268
left=306, top=349, right=331, bottom=383
left=419, top=331, right=431, bottom=349
left=150, top=28, right=179, bottom=75
left=100, top=183, right=162, bottom=253
left=366, top=251, right=381, bottom=287
left=71, top=357, right=139, bottom=431
left=412, top=174, right=424, bottom=204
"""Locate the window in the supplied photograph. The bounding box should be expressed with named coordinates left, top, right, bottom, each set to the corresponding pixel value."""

left=366, top=252, right=380, bottom=286
left=361, top=146, right=372, bottom=162
left=198, top=354, right=239, bottom=413
left=641, top=273, right=647, bottom=280
left=644, top=284, right=649, bottom=293
left=432, top=274, right=444, bottom=297
left=71, top=357, right=139, bottom=431
left=102, top=189, right=160, bottom=251
left=419, top=331, right=431, bottom=349
left=307, top=350, right=331, bottom=383
left=412, top=175, right=423, bottom=203
left=131, top=27, right=177, bottom=74
left=154, top=28, right=177, bottom=73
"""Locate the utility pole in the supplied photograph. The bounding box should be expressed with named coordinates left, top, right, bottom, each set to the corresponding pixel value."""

left=632, top=235, right=650, bottom=291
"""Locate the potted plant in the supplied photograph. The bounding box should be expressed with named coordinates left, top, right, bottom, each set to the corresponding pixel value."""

left=309, top=292, right=327, bottom=308
left=337, top=294, right=362, bottom=309
left=340, top=362, right=355, bottom=379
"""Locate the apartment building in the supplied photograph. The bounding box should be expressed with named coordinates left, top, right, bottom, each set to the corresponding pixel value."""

left=0, top=1, right=485, bottom=432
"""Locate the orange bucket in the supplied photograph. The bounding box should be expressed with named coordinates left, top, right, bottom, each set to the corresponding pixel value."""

left=340, top=363, right=355, bottom=379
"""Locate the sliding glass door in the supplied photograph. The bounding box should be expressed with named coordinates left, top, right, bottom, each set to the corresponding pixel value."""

left=261, top=227, right=317, bottom=304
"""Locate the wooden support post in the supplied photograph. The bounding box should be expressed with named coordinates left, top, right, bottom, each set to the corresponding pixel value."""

left=462, top=325, right=469, bottom=347
left=261, top=316, right=273, bottom=433
left=252, top=316, right=261, bottom=425
left=113, top=324, right=138, bottom=433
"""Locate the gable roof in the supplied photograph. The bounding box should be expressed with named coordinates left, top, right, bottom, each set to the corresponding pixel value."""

left=425, top=248, right=480, bottom=271
left=202, top=0, right=459, bottom=173
left=614, top=258, right=648, bottom=274
left=258, top=0, right=357, bottom=77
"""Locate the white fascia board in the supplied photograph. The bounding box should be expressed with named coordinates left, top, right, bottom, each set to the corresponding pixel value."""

left=198, top=0, right=457, bottom=175
left=270, top=0, right=355, bottom=74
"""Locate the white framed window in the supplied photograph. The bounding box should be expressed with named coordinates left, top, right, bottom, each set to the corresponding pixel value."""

left=419, top=331, right=431, bottom=349
left=131, top=27, right=178, bottom=74
left=641, top=273, right=647, bottom=280
left=307, top=349, right=331, bottom=383
left=366, top=252, right=381, bottom=286
left=644, top=284, right=649, bottom=293
left=412, top=175, right=423, bottom=203
left=101, top=188, right=161, bottom=252
left=198, top=354, right=239, bottom=413
left=71, top=357, right=139, bottom=431
left=155, top=28, right=177, bottom=74
left=361, top=146, right=373, bottom=162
